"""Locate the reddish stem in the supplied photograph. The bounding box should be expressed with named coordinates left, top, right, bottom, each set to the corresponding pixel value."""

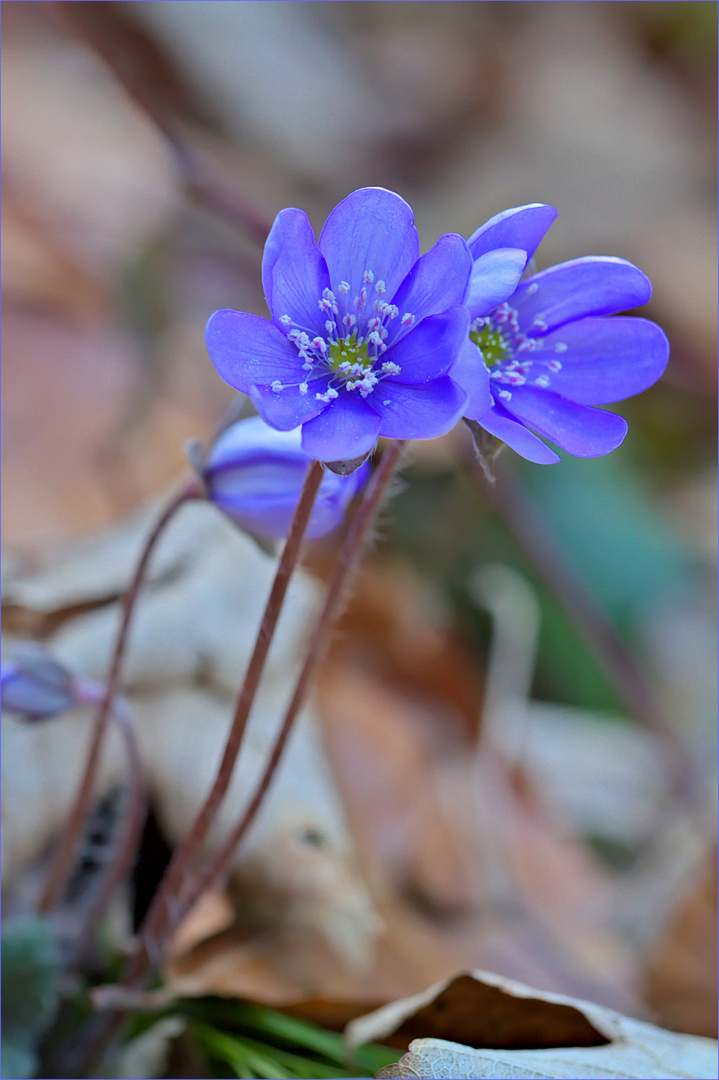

left=38, top=479, right=201, bottom=914
left=75, top=702, right=147, bottom=965
left=174, top=441, right=406, bottom=933
left=128, top=459, right=325, bottom=977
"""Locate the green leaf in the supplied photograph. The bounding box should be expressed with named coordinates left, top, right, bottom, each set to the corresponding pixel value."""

left=1, top=918, right=61, bottom=1041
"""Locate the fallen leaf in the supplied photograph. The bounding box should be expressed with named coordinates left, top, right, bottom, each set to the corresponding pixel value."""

left=345, top=970, right=718, bottom=1079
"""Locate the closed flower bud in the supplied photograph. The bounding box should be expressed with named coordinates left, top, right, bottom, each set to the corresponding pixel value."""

left=0, top=644, right=102, bottom=722
left=200, top=416, right=370, bottom=542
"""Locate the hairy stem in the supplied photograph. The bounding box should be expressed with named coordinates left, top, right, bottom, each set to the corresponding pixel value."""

left=75, top=702, right=147, bottom=966
left=130, top=459, right=325, bottom=977
left=38, top=479, right=201, bottom=914
left=174, top=440, right=406, bottom=932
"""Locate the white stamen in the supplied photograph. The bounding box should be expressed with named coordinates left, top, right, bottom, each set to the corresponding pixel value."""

left=401, top=313, right=415, bottom=327
left=383, top=399, right=391, bottom=406
left=498, top=389, right=512, bottom=401
left=535, top=375, right=550, bottom=388
left=363, top=270, right=374, bottom=284
left=547, top=360, right=563, bottom=372
left=316, top=387, right=339, bottom=403
left=532, top=315, right=547, bottom=330
left=381, top=361, right=401, bottom=375
left=375, top=280, right=386, bottom=295
left=311, top=336, right=327, bottom=352
left=554, top=342, right=568, bottom=353
left=270, top=381, right=283, bottom=393
left=299, top=382, right=308, bottom=395
left=527, top=282, right=539, bottom=295
left=279, top=315, right=292, bottom=326
left=338, top=281, right=350, bottom=295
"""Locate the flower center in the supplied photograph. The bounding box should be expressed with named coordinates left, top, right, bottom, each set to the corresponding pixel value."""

left=470, top=325, right=508, bottom=367
left=328, top=335, right=372, bottom=376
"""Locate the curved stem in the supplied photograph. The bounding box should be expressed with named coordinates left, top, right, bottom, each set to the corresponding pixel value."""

left=38, top=479, right=201, bottom=914
left=463, top=441, right=700, bottom=806
left=129, top=460, right=325, bottom=977
left=175, top=441, right=406, bottom=933
left=75, top=701, right=147, bottom=966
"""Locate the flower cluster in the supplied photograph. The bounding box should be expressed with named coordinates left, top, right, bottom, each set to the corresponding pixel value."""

left=206, top=188, right=668, bottom=467
left=199, top=416, right=370, bottom=541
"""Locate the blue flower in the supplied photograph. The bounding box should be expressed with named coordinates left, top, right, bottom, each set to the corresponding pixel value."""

left=201, top=416, right=370, bottom=541
left=451, top=204, right=670, bottom=463
left=206, top=188, right=473, bottom=465
left=1, top=645, right=102, bottom=722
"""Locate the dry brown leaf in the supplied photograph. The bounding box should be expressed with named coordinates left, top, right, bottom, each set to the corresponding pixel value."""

left=643, top=850, right=718, bottom=1038
left=345, top=970, right=718, bottom=1079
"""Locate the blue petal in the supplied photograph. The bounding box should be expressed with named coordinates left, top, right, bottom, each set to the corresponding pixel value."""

left=465, top=248, right=527, bottom=319
left=388, top=234, right=472, bottom=345
left=450, top=337, right=493, bottom=420
left=206, top=415, right=306, bottom=473
left=250, top=376, right=332, bottom=431
left=513, top=257, right=652, bottom=337
left=369, top=377, right=467, bottom=439
left=531, top=317, right=669, bottom=405
left=468, top=204, right=557, bottom=262
left=206, top=310, right=305, bottom=392
left=502, top=387, right=628, bottom=457
left=301, top=395, right=381, bottom=462
left=384, top=307, right=469, bottom=384
left=479, top=401, right=561, bottom=464
left=261, top=207, right=330, bottom=336
left=318, top=188, right=419, bottom=320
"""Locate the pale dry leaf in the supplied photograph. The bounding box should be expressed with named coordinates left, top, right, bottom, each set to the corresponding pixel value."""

left=347, top=970, right=718, bottom=1079
left=2, top=498, right=380, bottom=975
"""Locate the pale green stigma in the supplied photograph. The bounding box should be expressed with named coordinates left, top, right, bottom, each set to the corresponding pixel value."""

left=470, top=326, right=508, bottom=367
left=328, top=334, right=372, bottom=375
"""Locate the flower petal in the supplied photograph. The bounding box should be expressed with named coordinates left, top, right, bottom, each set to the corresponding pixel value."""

left=384, top=307, right=469, bottom=384
left=318, top=187, right=419, bottom=317
left=261, top=207, right=330, bottom=336
left=206, top=310, right=305, bottom=391
left=449, top=337, right=493, bottom=420
left=479, top=401, right=561, bottom=464
left=503, top=386, right=628, bottom=457
left=513, top=257, right=652, bottom=336
left=467, top=203, right=558, bottom=263
left=465, top=248, right=527, bottom=319
left=369, top=377, right=467, bottom=440
left=301, top=395, right=381, bottom=462
left=388, top=234, right=472, bottom=345
left=532, top=317, right=669, bottom=405
left=250, top=376, right=331, bottom=431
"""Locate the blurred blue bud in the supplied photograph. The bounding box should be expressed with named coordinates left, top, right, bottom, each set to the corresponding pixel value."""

left=200, top=416, right=370, bottom=541
left=1, top=645, right=103, bottom=722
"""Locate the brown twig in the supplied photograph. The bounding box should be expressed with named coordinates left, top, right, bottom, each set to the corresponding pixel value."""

left=38, top=479, right=201, bottom=914
left=175, top=441, right=406, bottom=932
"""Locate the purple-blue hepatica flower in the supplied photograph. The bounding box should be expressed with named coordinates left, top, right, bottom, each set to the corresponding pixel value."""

left=451, top=204, right=670, bottom=464
left=203, top=415, right=370, bottom=541
left=206, top=187, right=474, bottom=466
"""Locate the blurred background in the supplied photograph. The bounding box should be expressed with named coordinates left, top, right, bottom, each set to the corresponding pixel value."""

left=2, top=0, right=717, bottom=1050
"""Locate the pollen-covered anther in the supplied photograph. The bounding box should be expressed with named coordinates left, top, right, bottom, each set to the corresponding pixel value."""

left=316, top=387, right=339, bottom=403
left=299, top=382, right=309, bottom=395
left=534, top=375, right=550, bottom=388
left=498, top=389, right=512, bottom=401
left=527, top=282, right=539, bottom=295
left=363, top=270, right=374, bottom=284
left=338, top=281, right=350, bottom=295
left=279, top=314, right=292, bottom=326
left=271, top=380, right=284, bottom=393
left=554, top=342, right=568, bottom=353
left=532, top=315, right=547, bottom=331
left=368, top=331, right=382, bottom=347
left=342, top=313, right=356, bottom=329
left=401, top=313, right=415, bottom=327
left=311, top=337, right=327, bottom=352
left=381, top=361, right=401, bottom=375
left=547, top=360, right=563, bottom=372
left=375, top=280, right=386, bottom=295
